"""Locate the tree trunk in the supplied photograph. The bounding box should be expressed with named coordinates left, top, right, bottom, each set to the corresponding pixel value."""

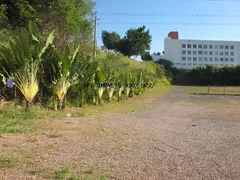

left=58, top=101, right=63, bottom=111
left=25, top=100, right=31, bottom=112
left=118, top=89, right=122, bottom=102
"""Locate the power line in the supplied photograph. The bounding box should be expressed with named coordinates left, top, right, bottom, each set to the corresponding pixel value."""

left=98, top=13, right=240, bottom=17
left=99, top=22, right=240, bottom=26
left=180, top=0, right=240, bottom=1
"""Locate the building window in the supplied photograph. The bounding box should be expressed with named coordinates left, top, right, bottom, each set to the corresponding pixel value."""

left=230, top=52, right=234, bottom=56
left=193, top=57, right=197, bottom=61
left=182, top=63, right=186, bottom=65
left=187, top=51, right=191, bottom=55
left=225, top=52, right=229, bottom=56
left=198, top=51, right=203, bottom=55
left=188, top=63, right=191, bottom=65
left=209, top=45, right=213, bottom=49
left=182, top=57, right=186, bottom=61
left=220, top=58, right=224, bottom=62
left=199, top=57, right=202, bottom=61
left=204, top=51, right=208, bottom=55
left=209, top=51, right=213, bottom=55
left=193, top=44, right=197, bottom=48
left=215, top=51, right=218, bottom=55
left=182, top=50, right=186, bottom=55
left=230, top=45, right=234, bottom=50
left=225, top=58, right=229, bottom=62
left=214, top=57, right=218, bottom=62
left=182, top=44, right=186, bottom=48
left=204, top=57, right=208, bottom=61
left=204, top=45, right=208, bottom=49
left=187, top=44, right=191, bottom=48
left=198, top=44, right=202, bottom=49
left=193, top=51, right=197, bottom=55
left=187, top=57, right=191, bottom=61
left=215, top=45, right=218, bottom=49
left=193, top=63, right=197, bottom=66
left=225, top=45, right=229, bottom=49
left=220, top=51, right=224, bottom=56
left=230, top=58, right=234, bottom=62
left=220, top=45, right=224, bottom=49
left=209, top=57, right=213, bottom=62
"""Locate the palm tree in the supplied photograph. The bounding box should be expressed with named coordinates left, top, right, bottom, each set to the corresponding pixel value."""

left=52, top=45, right=80, bottom=110
left=0, top=22, right=54, bottom=110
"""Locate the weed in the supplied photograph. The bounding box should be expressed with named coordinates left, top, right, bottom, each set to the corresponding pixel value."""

left=0, top=156, right=17, bottom=168
left=72, top=112, right=85, bottom=117
left=47, top=133, right=63, bottom=138
left=54, top=166, right=71, bottom=180
left=28, top=169, right=42, bottom=175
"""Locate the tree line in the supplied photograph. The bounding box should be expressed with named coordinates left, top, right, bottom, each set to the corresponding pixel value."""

left=168, top=65, right=240, bottom=86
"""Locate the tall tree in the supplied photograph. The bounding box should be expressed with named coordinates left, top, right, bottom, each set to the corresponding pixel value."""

left=0, top=0, right=96, bottom=49
left=101, top=25, right=152, bottom=57
left=122, top=25, right=152, bottom=57
left=102, top=30, right=120, bottom=50
left=0, top=0, right=36, bottom=28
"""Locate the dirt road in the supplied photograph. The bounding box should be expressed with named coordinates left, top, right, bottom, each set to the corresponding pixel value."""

left=1, top=87, right=240, bottom=180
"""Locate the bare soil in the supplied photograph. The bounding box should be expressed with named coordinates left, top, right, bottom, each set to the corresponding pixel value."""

left=1, top=87, right=240, bottom=180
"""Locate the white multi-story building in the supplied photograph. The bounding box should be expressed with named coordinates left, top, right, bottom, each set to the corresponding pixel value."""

left=152, top=31, right=240, bottom=69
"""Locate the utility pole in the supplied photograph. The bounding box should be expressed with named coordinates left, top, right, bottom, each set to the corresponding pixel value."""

left=93, top=15, right=97, bottom=59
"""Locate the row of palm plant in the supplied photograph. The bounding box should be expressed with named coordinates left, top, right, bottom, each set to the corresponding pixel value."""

left=0, top=22, right=157, bottom=111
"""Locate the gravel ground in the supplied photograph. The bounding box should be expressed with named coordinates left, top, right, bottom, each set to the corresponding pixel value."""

left=1, top=87, right=240, bottom=180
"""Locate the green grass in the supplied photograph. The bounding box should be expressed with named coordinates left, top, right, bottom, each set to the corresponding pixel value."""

left=54, top=166, right=71, bottom=180
left=186, top=86, right=240, bottom=95
left=71, top=112, right=85, bottom=117
left=0, top=102, right=65, bottom=134
left=0, top=85, right=171, bottom=135
left=0, top=156, right=17, bottom=168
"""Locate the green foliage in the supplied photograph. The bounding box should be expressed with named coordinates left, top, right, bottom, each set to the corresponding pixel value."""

left=175, top=65, right=240, bottom=86
left=0, top=19, right=170, bottom=113
left=0, top=0, right=36, bottom=28
left=102, top=30, right=121, bottom=50
left=0, top=0, right=95, bottom=50
left=0, top=21, right=54, bottom=110
left=101, top=26, right=152, bottom=57
left=141, top=51, right=153, bottom=61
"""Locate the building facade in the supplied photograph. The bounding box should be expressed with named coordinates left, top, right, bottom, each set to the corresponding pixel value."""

left=152, top=31, right=240, bottom=69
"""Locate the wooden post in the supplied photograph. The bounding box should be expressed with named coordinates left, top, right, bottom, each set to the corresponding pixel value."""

left=93, top=15, right=97, bottom=59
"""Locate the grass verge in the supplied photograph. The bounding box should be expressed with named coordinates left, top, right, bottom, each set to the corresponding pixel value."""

left=1, top=85, right=171, bottom=134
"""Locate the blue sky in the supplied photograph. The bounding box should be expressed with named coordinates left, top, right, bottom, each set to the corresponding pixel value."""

left=95, top=0, right=240, bottom=57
